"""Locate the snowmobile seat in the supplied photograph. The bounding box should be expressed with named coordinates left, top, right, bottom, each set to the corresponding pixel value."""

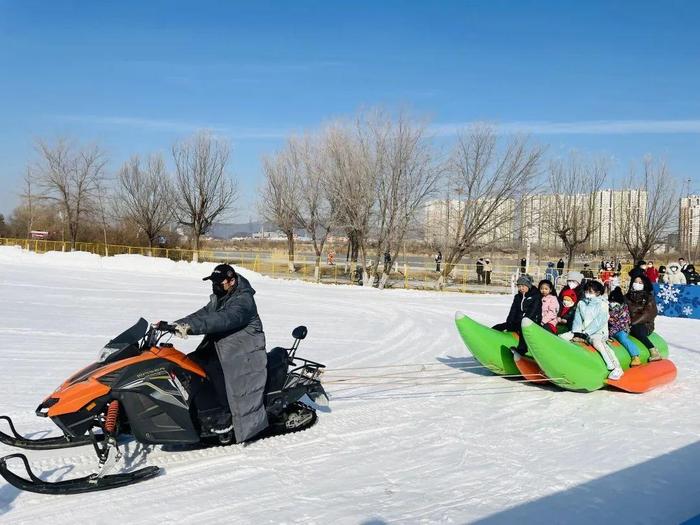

left=265, top=347, right=289, bottom=394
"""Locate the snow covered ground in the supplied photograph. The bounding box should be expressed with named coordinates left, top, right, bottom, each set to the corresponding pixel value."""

left=0, top=246, right=698, bottom=524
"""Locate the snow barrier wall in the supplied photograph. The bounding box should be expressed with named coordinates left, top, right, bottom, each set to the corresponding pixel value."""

left=655, top=283, right=700, bottom=319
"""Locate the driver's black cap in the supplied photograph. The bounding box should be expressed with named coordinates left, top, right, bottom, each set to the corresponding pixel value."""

left=203, top=264, right=237, bottom=283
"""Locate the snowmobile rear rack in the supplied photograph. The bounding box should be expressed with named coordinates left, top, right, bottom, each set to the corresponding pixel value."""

left=0, top=453, right=160, bottom=495
left=0, top=416, right=96, bottom=450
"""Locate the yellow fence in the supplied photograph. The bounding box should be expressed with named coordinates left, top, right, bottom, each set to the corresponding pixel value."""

left=0, top=237, right=531, bottom=293
left=0, top=237, right=639, bottom=294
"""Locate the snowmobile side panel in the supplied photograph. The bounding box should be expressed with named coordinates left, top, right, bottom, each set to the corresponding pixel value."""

left=0, top=453, right=160, bottom=495
left=48, top=347, right=205, bottom=419
left=113, top=359, right=199, bottom=445
left=454, top=311, right=520, bottom=375
left=151, top=347, right=206, bottom=377
left=46, top=380, right=110, bottom=418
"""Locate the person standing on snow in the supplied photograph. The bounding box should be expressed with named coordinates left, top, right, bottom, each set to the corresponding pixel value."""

left=645, top=261, right=659, bottom=283
left=435, top=251, right=443, bottom=273
left=556, top=258, right=565, bottom=274
left=665, top=263, right=687, bottom=285
left=684, top=264, right=700, bottom=285
left=172, top=264, right=268, bottom=442
left=544, top=262, right=559, bottom=286
left=483, top=258, right=493, bottom=285
left=476, top=257, right=484, bottom=284
left=582, top=263, right=595, bottom=280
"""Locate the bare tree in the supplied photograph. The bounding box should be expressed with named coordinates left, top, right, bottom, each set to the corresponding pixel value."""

left=116, top=155, right=174, bottom=252
left=94, top=178, right=113, bottom=255
left=324, top=120, right=377, bottom=281
left=172, top=131, right=237, bottom=261
left=290, top=134, right=338, bottom=282
left=260, top=150, right=301, bottom=272
left=438, top=126, right=544, bottom=286
left=366, top=112, right=441, bottom=289
left=617, top=157, right=679, bottom=262
left=20, top=168, right=36, bottom=239
left=34, top=138, right=107, bottom=249
left=544, top=154, right=607, bottom=270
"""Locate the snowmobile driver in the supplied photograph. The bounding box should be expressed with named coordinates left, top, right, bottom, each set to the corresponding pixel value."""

left=169, top=264, right=268, bottom=442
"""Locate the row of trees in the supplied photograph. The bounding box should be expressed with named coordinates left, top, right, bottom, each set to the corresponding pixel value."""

left=262, top=112, right=680, bottom=286
left=10, top=132, right=236, bottom=261
left=5, top=109, right=682, bottom=287
left=261, top=112, right=445, bottom=287
left=542, top=155, right=678, bottom=268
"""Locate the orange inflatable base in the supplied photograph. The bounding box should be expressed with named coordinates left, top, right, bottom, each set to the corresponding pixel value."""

left=513, top=354, right=548, bottom=383
left=606, top=359, right=677, bottom=393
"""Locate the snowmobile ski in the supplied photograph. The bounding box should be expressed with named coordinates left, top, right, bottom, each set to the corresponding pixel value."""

left=0, top=416, right=96, bottom=450
left=0, top=453, right=160, bottom=495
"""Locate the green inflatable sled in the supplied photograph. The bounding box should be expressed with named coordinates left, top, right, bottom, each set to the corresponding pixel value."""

left=521, top=318, right=672, bottom=392
left=453, top=311, right=519, bottom=375
left=454, top=311, right=676, bottom=393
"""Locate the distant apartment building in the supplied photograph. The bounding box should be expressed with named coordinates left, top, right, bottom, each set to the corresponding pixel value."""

left=425, top=189, right=649, bottom=251
left=424, top=198, right=516, bottom=247
left=591, top=189, right=647, bottom=250
left=680, top=195, right=700, bottom=251
left=521, top=193, right=563, bottom=249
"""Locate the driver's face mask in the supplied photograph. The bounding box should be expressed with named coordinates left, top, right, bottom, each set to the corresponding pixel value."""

left=212, top=281, right=227, bottom=298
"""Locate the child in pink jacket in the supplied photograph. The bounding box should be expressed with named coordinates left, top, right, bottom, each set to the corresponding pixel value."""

left=538, top=279, right=560, bottom=334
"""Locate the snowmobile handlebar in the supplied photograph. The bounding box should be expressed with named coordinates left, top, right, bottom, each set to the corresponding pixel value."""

left=154, top=321, right=177, bottom=333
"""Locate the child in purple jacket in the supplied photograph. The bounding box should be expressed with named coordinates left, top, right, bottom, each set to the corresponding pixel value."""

left=608, top=286, right=640, bottom=366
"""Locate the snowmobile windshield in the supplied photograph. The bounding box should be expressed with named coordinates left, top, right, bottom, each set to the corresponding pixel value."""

left=97, top=318, right=149, bottom=363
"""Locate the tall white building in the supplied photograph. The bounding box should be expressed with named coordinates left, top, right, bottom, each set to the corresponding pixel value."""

left=424, top=198, right=516, bottom=247
left=425, top=189, right=650, bottom=251
left=521, top=194, right=563, bottom=249
left=680, top=195, right=700, bottom=252
left=591, top=189, right=647, bottom=250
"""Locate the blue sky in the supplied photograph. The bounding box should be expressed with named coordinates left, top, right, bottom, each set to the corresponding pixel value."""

left=1, top=0, right=699, bottom=220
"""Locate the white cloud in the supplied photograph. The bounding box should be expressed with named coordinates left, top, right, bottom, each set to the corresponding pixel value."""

left=56, top=114, right=288, bottom=139
left=431, top=119, right=700, bottom=136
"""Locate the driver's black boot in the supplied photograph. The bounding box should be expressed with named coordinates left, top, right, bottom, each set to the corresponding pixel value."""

left=199, top=408, right=233, bottom=436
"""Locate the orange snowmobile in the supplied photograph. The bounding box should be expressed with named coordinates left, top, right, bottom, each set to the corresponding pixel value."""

left=0, top=319, right=327, bottom=494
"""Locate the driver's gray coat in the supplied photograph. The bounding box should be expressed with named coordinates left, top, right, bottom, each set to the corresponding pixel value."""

left=175, top=275, right=267, bottom=442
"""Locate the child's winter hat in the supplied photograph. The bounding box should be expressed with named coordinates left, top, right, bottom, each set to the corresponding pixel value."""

left=561, top=287, right=578, bottom=307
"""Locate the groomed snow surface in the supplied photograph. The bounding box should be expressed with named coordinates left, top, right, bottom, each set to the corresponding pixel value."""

left=0, top=246, right=698, bottom=525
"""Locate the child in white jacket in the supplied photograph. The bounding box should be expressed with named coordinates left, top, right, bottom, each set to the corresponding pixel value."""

left=560, top=280, right=623, bottom=380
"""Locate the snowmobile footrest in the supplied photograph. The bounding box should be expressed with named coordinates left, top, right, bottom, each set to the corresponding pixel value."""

left=0, top=416, right=96, bottom=450
left=0, top=453, right=160, bottom=495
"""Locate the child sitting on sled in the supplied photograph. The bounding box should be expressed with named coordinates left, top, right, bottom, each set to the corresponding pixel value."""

left=560, top=280, right=624, bottom=380
left=538, top=279, right=560, bottom=334
left=608, top=286, right=641, bottom=367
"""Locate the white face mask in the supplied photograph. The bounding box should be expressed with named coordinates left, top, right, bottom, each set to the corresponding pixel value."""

left=632, top=282, right=644, bottom=291
left=567, top=281, right=578, bottom=289
left=584, top=292, right=596, bottom=300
